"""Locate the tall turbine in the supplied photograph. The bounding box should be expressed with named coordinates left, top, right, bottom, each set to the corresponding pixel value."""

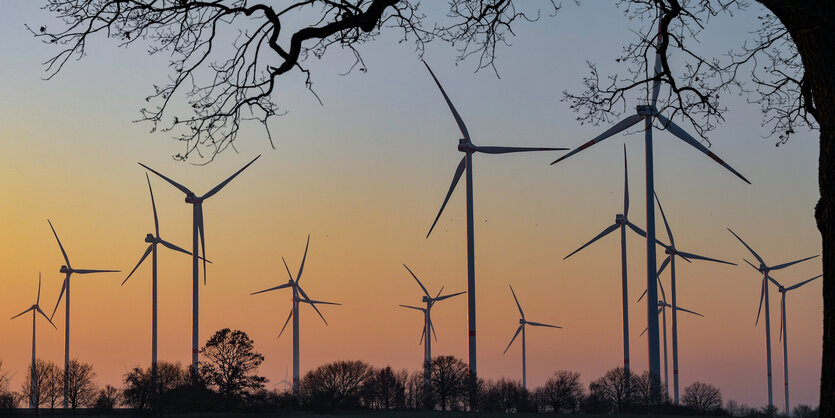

left=251, top=235, right=340, bottom=397
left=728, top=228, right=818, bottom=410
left=564, top=145, right=655, bottom=373
left=502, top=285, right=561, bottom=390
left=122, top=174, right=200, bottom=384
left=48, top=220, right=119, bottom=408
left=400, top=264, right=465, bottom=401
left=746, top=264, right=822, bottom=415
left=653, top=193, right=735, bottom=403
left=552, top=22, right=749, bottom=391
left=423, top=61, right=567, bottom=397
left=140, top=155, right=260, bottom=376
left=11, top=273, right=56, bottom=408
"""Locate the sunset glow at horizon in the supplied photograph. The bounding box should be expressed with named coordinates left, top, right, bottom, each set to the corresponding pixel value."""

left=0, top=1, right=824, bottom=411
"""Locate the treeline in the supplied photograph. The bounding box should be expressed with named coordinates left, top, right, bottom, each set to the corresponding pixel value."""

left=0, top=329, right=822, bottom=417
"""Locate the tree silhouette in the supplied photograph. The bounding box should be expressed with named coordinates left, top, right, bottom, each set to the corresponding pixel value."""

left=20, top=359, right=52, bottom=410
left=590, top=367, right=633, bottom=414
left=299, top=360, right=374, bottom=410
left=534, top=370, right=584, bottom=413
left=199, top=328, right=266, bottom=399
left=64, top=360, right=97, bottom=410
left=682, top=381, right=723, bottom=414
left=429, top=355, right=469, bottom=411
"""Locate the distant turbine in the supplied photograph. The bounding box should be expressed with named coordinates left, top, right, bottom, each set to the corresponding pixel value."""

left=251, top=235, right=340, bottom=397
left=564, top=145, right=655, bottom=373
left=653, top=193, right=734, bottom=403
left=640, top=275, right=703, bottom=398
left=503, top=285, right=561, bottom=391
left=140, top=155, right=260, bottom=376
left=48, top=220, right=119, bottom=408
left=745, top=263, right=822, bottom=415
left=11, top=273, right=56, bottom=408
left=423, top=61, right=567, bottom=389
left=274, top=365, right=290, bottom=393
left=553, top=22, right=749, bottom=387
left=400, top=264, right=465, bottom=400
left=728, top=228, right=818, bottom=410
left=122, top=174, right=200, bottom=384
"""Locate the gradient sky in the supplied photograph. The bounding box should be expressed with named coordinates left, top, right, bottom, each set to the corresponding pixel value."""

left=0, top=1, right=823, bottom=410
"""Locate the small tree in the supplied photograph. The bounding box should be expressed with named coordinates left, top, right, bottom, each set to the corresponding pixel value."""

left=683, top=381, right=722, bottom=414
left=589, top=367, right=633, bottom=414
left=42, top=362, right=62, bottom=412
left=535, top=370, right=583, bottom=413
left=199, top=328, right=267, bottom=399
left=21, top=359, right=52, bottom=410
left=631, top=370, right=663, bottom=407
left=430, top=356, right=469, bottom=411
left=299, top=360, right=374, bottom=410
left=64, top=360, right=97, bottom=410
left=480, top=378, right=529, bottom=413
left=93, top=385, right=120, bottom=411
left=363, top=366, right=405, bottom=409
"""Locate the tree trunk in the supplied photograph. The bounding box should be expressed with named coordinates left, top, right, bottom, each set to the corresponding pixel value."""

left=766, top=2, right=835, bottom=415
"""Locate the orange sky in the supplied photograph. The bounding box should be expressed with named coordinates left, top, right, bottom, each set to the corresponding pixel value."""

left=0, top=0, right=824, bottom=410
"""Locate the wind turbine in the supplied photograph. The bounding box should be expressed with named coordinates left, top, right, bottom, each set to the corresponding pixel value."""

left=653, top=193, right=734, bottom=403
left=251, top=235, right=340, bottom=397
left=122, top=174, right=200, bottom=384
left=503, top=285, right=561, bottom=391
left=552, top=22, right=749, bottom=388
left=728, top=228, right=818, bottom=410
left=563, top=145, right=656, bottom=374
left=400, top=264, right=465, bottom=400
left=423, top=61, right=567, bottom=390
left=47, top=219, right=119, bottom=408
left=275, top=366, right=290, bottom=393
left=11, top=273, right=56, bottom=408
left=639, top=275, right=703, bottom=398
left=745, top=263, right=822, bottom=415
left=139, top=155, right=260, bottom=376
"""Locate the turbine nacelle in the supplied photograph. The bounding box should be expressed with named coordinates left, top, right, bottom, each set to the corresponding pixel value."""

left=184, top=194, right=203, bottom=204
left=519, top=318, right=526, bottom=325
left=59, top=265, right=70, bottom=273
left=422, top=296, right=431, bottom=303
left=457, top=138, right=475, bottom=153
left=144, top=233, right=156, bottom=243
left=615, top=213, right=626, bottom=224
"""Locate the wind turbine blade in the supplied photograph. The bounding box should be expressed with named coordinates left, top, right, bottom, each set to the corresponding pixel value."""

left=675, top=306, right=704, bottom=317
left=422, top=61, right=470, bottom=141
left=37, top=273, right=42, bottom=305
left=296, top=235, right=310, bottom=283
left=10, top=307, right=35, bottom=320
left=403, top=264, right=431, bottom=298
left=281, top=257, right=294, bottom=282
left=637, top=288, right=648, bottom=303
left=743, top=259, right=761, bottom=274
left=509, top=285, right=525, bottom=319
left=728, top=229, right=765, bottom=267
left=657, top=267, right=667, bottom=303
left=434, top=286, right=444, bottom=300
left=122, top=245, right=153, bottom=285
left=277, top=310, right=293, bottom=340
left=640, top=327, right=648, bottom=337
left=564, top=223, right=619, bottom=260
left=779, top=294, right=785, bottom=342
left=474, top=146, right=568, bottom=154
left=625, top=221, right=674, bottom=253
left=527, top=321, right=562, bottom=329
left=427, top=157, right=466, bottom=238
left=399, top=305, right=425, bottom=312
left=786, top=274, right=823, bottom=291
left=251, top=283, right=292, bottom=295
left=36, top=307, right=57, bottom=329
left=756, top=277, right=766, bottom=325
left=137, top=163, right=193, bottom=196
left=657, top=256, right=671, bottom=278
left=146, top=173, right=160, bottom=237
left=419, top=323, right=426, bottom=346
left=770, top=254, right=819, bottom=271
left=297, top=286, right=328, bottom=325
left=47, top=219, right=71, bottom=268
left=158, top=239, right=196, bottom=259
left=654, top=192, right=675, bottom=247
left=766, top=274, right=781, bottom=288
left=434, top=291, right=466, bottom=302
left=201, top=155, right=261, bottom=200
left=429, top=316, right=438, bottom=342
left=51, top=277, right=67, bottom=319
left=197, top=205, right=207, bottom=285
left=300, top=299, right=342, bottom=306
left=623, top=144, right=629, bottom=217
left=75, top=269, right=120, bottom=274
left=651, top=50, right=662, bottom=107
left=551, top=114, right=644, bottom=165
left=655, top=114, right=750, bottom=184
left=503, top=325, right=524, bottom=354
left=675, top=250, right=736, bottom=265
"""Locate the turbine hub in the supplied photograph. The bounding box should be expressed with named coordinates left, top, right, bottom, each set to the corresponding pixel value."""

left=519, top=319, right=525, bottom=325
left=457, top=139, right=475, bottom=153
left=421, top=296, right=430, bottom=303
left=144, top=233, right=155, bottom=243
left=615, top=214, right=625, bottom=223
left=185, top=194, right=202, bottom=204
left=636, top=105, right=655, bottom=116
left=59, top=265, right=69, bottom=273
